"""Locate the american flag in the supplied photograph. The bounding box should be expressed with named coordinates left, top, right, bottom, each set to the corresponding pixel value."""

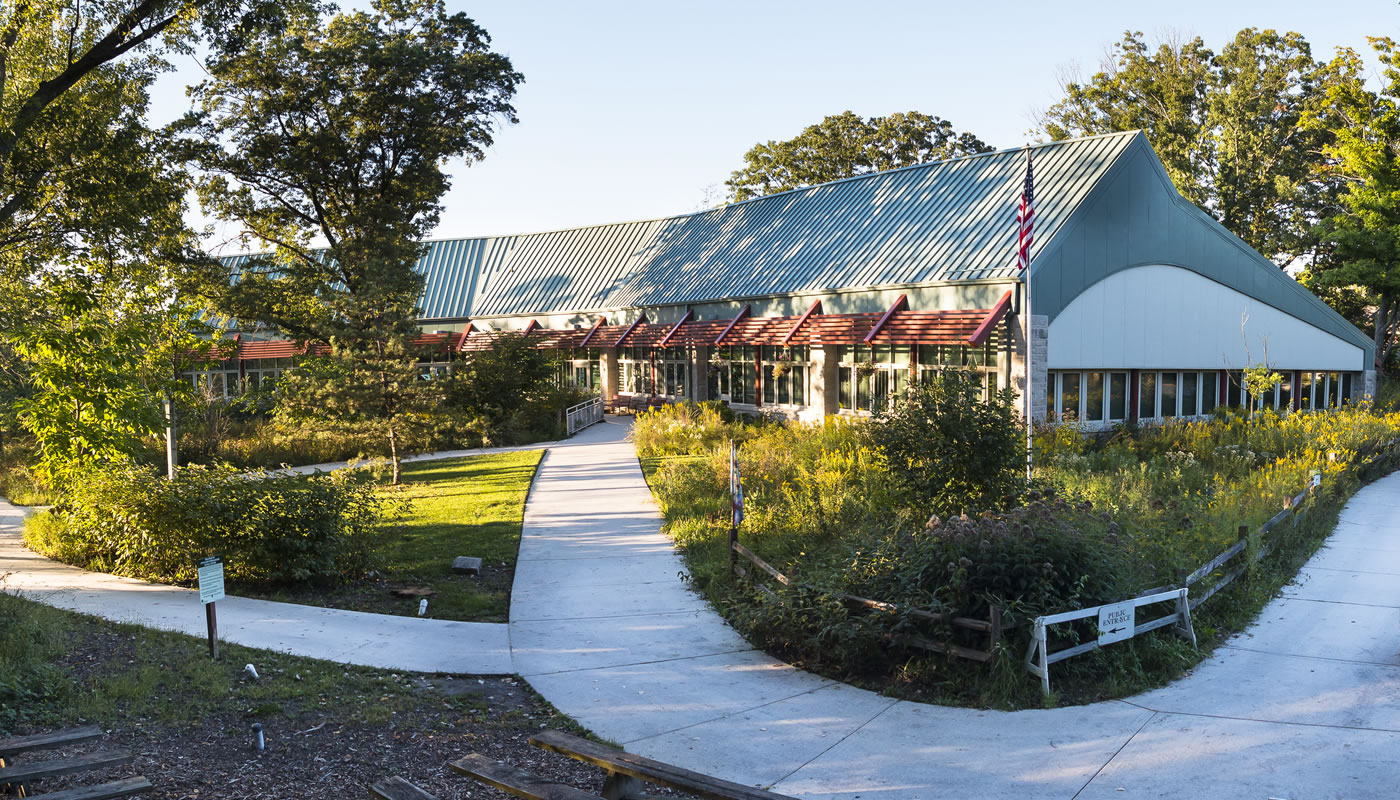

left=1017, top=149, right=1034, bottom=271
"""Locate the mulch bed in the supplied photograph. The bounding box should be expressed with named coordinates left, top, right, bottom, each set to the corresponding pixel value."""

left=6, top=677, right=699, bottom=799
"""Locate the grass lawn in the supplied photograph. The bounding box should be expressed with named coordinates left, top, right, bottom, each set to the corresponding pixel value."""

left=252, top=449, right=543, bottom=622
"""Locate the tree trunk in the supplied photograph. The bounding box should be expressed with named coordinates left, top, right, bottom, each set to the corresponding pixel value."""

left=1374, top=292, right=1396, bottom=369
left=388, top=425, right=401, bottom=485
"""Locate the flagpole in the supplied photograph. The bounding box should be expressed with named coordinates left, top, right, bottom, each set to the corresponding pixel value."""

left=1021, top=146, right=1034, bottom=484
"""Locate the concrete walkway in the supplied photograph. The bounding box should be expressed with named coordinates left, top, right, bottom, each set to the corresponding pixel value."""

left=511, top=419, right=1400, bottom=798
left=4, top=417, right=1399, bottom=797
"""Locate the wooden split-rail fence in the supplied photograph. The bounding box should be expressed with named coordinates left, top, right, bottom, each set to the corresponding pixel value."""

left=1026, top=467, right=1349, bottom=692
left=729, top=534, right=1004, bottom=663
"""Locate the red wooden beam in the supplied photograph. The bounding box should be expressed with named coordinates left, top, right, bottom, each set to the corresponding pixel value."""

left=966, top=290, right=1015, bottom=347
left=522, top=319, right=540, bottom=335
left=713, top=305, right=751, bottom=346
left=781, top=300, right=823, bottom=345
left=862, top=295, right=909, bottom=344
left=577, top=315, right=608, bottom=348
left=614, top=313, right=649, bottom=347
left=658, top=309, right=694, bottom=348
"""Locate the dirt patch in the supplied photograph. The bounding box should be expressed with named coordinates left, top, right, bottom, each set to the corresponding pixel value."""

left=8, top=679, right=700, bottom=800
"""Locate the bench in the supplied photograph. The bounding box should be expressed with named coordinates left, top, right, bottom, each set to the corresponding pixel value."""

left=529, top=730, right=797, bottom=800
left=0, top=726, right=153, bottom=800
left=605, top=395, right=671, bottom=415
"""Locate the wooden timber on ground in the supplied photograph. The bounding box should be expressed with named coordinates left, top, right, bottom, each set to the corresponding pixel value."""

left=449, top=753, right=604, bottom=800
left=0, top=726, right=152, bottom=800
left=530, top=729, right=798, bottom=800
left=369, top=775, right=443, bottom=800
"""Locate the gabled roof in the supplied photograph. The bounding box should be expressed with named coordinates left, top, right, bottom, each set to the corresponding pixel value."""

left=426, top=131, right=1137, bottom=318
left=221, top=131, right=1139, bottom=320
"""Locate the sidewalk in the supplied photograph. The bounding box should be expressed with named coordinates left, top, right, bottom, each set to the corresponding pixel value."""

left=510, top=418, right=1400, bottom=798
left=4, top=417, right=1399, bottom=797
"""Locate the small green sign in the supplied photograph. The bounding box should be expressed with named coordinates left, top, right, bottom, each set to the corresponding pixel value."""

left=197, top=556, right=225, bottom=605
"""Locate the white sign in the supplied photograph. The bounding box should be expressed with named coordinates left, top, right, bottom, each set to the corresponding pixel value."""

left=197, top=556, right=225, bottom=605
left=1097, top=600, right=1135, bottom=646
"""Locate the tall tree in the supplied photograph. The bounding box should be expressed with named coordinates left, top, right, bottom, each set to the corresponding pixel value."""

left=1040, top=31, right=1214, bottom=208
left=180, top=0, right=522, bottom=482
left=725, top=110, right=993, bottom=202
left=0, top=0, right=267, bottom=262
left=1038, top=29, right=1337, bottom=265
left=1304, top=41, right=1400, bottom=368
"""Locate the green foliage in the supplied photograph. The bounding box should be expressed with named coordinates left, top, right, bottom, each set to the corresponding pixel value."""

left=1038, top=29, right=1338, bottom=264
left=178, top=0, right=522, bottom=480
left=0, top=436, right=53, bottom=505
left=0, top=590, right=68, bottom=733
left=26, top=462, right=401, bottom=586
left=274, top=342, right=444, bottom=483
left=181, top=0, right=522, bottom=341
left=444, top=335, right=588, bottom=445
left=7, top=273, right=217, bottom=491
left=637, top=394, right=1400, bottom=706
left=725, top=110, right=993, bottom=201
left=870, top=372, right=1026, bottom=514
left=1304, top=39, right=1400, bottom=367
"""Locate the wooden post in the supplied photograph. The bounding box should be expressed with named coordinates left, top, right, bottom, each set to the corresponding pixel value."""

left=205, top=602, right=219, bottom=660
left=988, top=605, right=1003, bottom=654
left=728, top=525, right=737, bottom=578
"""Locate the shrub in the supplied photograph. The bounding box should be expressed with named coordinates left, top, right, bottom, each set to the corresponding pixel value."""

left=870, top=372, right=1025, bottom=514
left=26, top=462, right=402, bottom=586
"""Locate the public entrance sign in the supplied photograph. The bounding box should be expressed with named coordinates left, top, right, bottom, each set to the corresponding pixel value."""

left=197, top=556, right=225, bottom=604
left=1097, top=600, right=1135, bottom=646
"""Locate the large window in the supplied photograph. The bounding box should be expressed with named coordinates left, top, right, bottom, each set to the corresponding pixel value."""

left=558, top=347, right=601, bottom=392
left=658, top=348, right=688, bottom=398
left=760, top=345, right=809, bottom=407
left=708, top=346, right=757, bottom=405
left=837, top=344, right=910, bottom=413
left=619, top=346, right=652, bottom=395
left=1049, top=371, right=1129, bottom=423
left=915, top=340, right=1000, bottom=400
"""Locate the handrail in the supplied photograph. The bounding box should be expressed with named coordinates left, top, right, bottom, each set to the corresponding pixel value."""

left=565, top=396, right=603, bottom=436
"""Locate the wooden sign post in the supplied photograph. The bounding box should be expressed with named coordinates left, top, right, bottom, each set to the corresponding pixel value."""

left=197, top=556, right=225, bottom=660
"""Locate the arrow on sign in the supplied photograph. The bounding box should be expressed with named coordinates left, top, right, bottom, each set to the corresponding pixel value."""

left=1108, top=627, right=1127, bottom=634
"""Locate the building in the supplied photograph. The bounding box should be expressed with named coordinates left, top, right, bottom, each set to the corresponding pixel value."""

left=212, top=130, right=1376, bottom=426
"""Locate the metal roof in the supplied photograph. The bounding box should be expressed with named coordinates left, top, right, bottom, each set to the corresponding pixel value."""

left=222, top=131, right=1140, bottom=319
left=456, top=132, right=1137, bottom=317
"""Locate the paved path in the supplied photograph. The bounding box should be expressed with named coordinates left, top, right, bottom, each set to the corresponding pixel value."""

left=512, top=419, right=1400, bottom=798
left=4, top=417, right=1399, bottom=797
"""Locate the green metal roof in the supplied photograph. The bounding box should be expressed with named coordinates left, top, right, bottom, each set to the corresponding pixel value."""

left=405, top=130, right=1140, bottom=318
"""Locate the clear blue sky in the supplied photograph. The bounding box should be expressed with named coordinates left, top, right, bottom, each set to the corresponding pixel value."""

left=149, top=0, right=1395, bottom=250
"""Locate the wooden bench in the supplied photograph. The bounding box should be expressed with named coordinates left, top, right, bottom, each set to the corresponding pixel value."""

left=0, top=726, right=152, bottom=800
left=529, top=730, right=797, bottom=800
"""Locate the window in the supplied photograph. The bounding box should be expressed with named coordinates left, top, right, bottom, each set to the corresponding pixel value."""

left=1109, top=373, right=1127, bottom=421
left=1201, top=372, right=1217, bottom=414
left=1342, top=373, right=1353, bottom=405
left=1181, top=372, right=1198, bottom=417
left=1059, top=372, right=1081, bottom=421
left=1139, top=372, right=1158, bottom=419
left=913, top=339, right=1000, bottom=405
left=1084, top=372, right=1104, bottom=422
left=1227, top=371, right=1244, bottom=408
left=838, top=344, right=909, bottom=413
left=1278, top=373, right=1292, bottom=411
left=1161, top=372, right=1178, bottom=418
left=760, top=345, right=810, bottom=407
